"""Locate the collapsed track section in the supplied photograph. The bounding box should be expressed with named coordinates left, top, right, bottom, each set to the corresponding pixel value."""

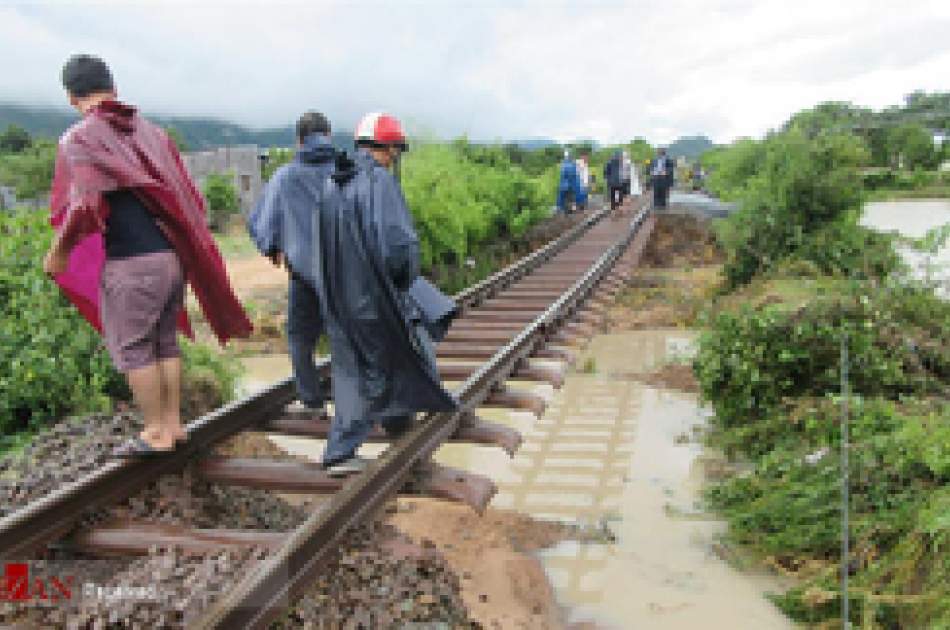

left=0, top=197, right=656, bottom=628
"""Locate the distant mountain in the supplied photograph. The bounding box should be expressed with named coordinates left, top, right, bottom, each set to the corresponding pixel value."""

left=666, top=135, right=715, bottom=160
left=508, top=137, right=559, bottom=150
left=0, top=102, right=352, bottom=151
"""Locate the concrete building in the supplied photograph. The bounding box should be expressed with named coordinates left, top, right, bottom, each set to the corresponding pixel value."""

left=182, top=145, right=262, bottom=215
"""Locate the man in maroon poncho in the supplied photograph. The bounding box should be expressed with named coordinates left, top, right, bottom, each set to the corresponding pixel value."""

left=43, top=54, right=252, bottom=457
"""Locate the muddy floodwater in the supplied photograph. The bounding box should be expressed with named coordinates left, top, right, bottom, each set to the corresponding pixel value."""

left=240, top=331, right=796, bottom=628
left=437, top=331, right=795, bottom=629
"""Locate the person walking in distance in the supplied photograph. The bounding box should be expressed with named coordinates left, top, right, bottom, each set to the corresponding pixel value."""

left=603, top=150, right=624, bottom=212
left=649, top=147, right=674, bottom=209
left=621, top=150, right=632, bottom=202
left=43, top=54, right=252, bottom=457
left=248, top=112, right=335, bottom=413
left=314, top=113, right=457, bottom=475
left=556, top=149, right=580, bottom=214
left=575, top=152, right=590, bottom=211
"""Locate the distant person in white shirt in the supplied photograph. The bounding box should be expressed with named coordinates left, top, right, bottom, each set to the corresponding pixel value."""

left=575, top=153, right=590, bottom=210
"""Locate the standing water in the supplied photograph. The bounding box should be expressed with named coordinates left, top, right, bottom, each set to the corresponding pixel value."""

left=862, top=199, right=950, bottom=297
left=437, top=330, right=795, bottom=629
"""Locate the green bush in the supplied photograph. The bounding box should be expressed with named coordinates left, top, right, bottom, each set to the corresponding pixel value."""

left=202, top=171, right=240, bottom=231
left=179, top=338, right=242, bottom=419
left=402, top=142, right=555, bottom=270
left=0, top=210, right=125, bottom=437
left=707, top=130, right=879, bottom=289
left=694, top=285, right=949, bottom=429
left=706, top=398, right=949, bottom=627
left=696, top=276, right=949, bottom=627
left=0, top=138, right=56, bottom=201
left=0, top=210, right=243, bottom=447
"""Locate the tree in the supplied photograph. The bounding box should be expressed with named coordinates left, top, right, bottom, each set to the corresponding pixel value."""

left=0, top=139, right=56, bottom=200
left=784, top=101, right=874, bottom=138
left=886, top=123, right=938, bottom=169
left=0, top=124, right=32, bottom=154
left=626, top=137, right=654, bottom=164
left=202, top=172, right=239, bottom=230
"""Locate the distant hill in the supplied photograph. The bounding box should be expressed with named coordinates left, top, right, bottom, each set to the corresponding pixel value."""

left=666, top=135, right=715, bottom=160
left=507, top=137, right=559, bottom=150
left=0, top=102, right=352, bottom=151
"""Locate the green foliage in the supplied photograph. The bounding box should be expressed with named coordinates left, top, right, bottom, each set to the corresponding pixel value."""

left=179, top=337, right=242, bottom=419
left=0, top=138, right=56, bottom=200
left=706, top=398, right=949, bottom=627
left=402, top=141, right=555, bottom=270
left=0, top=209, right=243, bottom=449
left=202, top=171, right=240, bottom=231
left=885, top=123, right=939, bottom=169
left=696, top=276, right=950, bottom=626
left=701, top=138, right=766, bottom=201
left=695, top=285, right=949, bottom=428
left=625, top=137, right=655, bottom=164
left=262, top=147, right=294, bottom=181
left=696, top=90, right=950, bottom=629
left=709, top=130, right=880, bottom=288
left=0, top=124, right=32, bottom=153
left=783, top=101, right=875, bottom=138
left=0, top=210, right=125, bottom=439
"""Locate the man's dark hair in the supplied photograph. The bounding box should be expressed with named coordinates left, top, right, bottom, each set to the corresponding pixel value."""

left=297, top=112, right=330, bottom=141
left=61, top=54, right=114, bottom=97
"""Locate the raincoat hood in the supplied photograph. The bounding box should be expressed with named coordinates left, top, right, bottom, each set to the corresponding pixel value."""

left=297, top=133, right=335, bottom=165
left=96, top=99, right=136, bottom=134
left=247, top=133, right=336, bottom=286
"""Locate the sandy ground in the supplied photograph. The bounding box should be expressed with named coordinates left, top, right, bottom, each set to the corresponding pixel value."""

left=390, top=499, right=575, bottom=629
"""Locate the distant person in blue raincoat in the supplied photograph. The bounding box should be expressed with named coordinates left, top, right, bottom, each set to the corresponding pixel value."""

left=556, top=150, right=581, bottom=214
left=314, top=112, right=457, bottom=475
left=247, top=112, right=335, bottom=410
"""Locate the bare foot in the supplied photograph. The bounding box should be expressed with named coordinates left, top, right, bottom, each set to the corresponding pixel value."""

left=140, top=428, right=174, bottom=450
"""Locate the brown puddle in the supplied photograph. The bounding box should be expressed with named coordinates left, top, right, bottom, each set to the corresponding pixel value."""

left=239, top=331, right=796, bottom=628
left=438, top=331, right=796, bottom=629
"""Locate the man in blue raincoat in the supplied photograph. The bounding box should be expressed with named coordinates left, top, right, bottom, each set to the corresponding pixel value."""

left=314, top=112, right=457, bottom=475
left=556, top=150, right=581, bottom=214
left=247, top=112, right=335, bottom=410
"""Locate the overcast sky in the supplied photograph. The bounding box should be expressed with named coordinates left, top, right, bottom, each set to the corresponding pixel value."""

left=1, top=0, right=948, bottom=145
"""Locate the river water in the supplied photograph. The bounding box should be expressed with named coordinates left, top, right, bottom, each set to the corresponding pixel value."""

left=862, top=199, right=950, bottom=297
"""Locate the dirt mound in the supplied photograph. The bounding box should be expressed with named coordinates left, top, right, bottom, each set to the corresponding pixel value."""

left=641, top=214, right=723, bottom=268
left=614, top=362, right=700, bottom=393
left=389, top=498, right=579, bottom=629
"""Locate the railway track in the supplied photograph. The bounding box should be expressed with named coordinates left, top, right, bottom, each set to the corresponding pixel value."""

left=0, top=196, right=655, bottom=628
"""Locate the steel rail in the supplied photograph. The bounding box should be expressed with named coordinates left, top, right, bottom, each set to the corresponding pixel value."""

left=0, top=205, right=611, bottom=561
left=194, top=203, right=653, bottom=629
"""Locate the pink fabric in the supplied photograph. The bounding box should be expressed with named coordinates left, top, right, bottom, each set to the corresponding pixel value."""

left=49, top=99, right=252, bottom=344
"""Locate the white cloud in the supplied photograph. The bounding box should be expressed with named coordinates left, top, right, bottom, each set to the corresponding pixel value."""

left=0, top=0, right=947, bottom=145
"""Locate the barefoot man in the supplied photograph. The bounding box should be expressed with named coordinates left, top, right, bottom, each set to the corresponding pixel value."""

left=43, top=54, right=252, bottom=457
